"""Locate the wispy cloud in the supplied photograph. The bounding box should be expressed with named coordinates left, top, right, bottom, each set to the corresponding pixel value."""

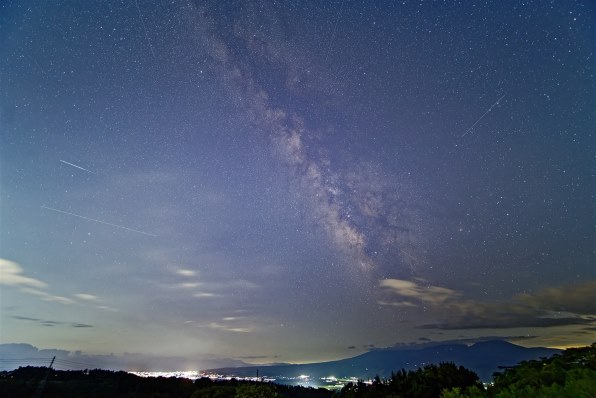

left=191, top=315, right=254, bottom=333
left=193, top=292, right=218, bottom=298
left=380, top=278, right=596, bottom=330
left=12, top=315, right=41, bottom=321
left=201, top=322, right=252, bottom=333
left=419, top=315, right=594, bottom=330
left=71, top=323, right=93, bottom=328
left=0, top=258, right=47, bottom=289
left=96, top=305, right=118, bottom=312
left=176, top=269, right=197, bottom=277
left=12, top=315, right=93, bottom=329
left=222, top=317, right=241, bottom=321
left=389, top=335, right=539, bottom=348
left=377, top=300, right=417, bottom=308
left=179, top=282, right=200, bottom=289
left=380, top=278, right=461, bottom=306
left=517, top=282, right=596, bottom=315
left=74, top=293, right=99, bottom=301
left=186, top=278, right=257, bottom=299
left=21, top=287, right=74, bottom=305
left=238, top=355, right=271, bottom=360
left=0, top=259, right=114, bottom=310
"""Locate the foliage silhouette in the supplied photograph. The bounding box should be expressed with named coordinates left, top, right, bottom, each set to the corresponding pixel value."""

left=1, top=345, right=593, bottom=397
left=337, top=362, right=482, bottom=398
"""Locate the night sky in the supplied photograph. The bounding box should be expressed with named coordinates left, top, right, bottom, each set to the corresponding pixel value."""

left=1, top=0, right=594, bottom=369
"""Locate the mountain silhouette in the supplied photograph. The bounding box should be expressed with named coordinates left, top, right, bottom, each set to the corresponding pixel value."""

left=206, top=340, right=559, bottom=382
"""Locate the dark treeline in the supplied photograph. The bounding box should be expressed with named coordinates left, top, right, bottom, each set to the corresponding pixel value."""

left=1, top=344, right=594, bottom=397
left=337, top=362, right=482, bottom=398
left=0, top=367, right=333, bottom=398
left=336, top=344, right=596, bottom=398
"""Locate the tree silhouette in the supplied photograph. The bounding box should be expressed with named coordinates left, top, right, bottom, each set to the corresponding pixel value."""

left=235, top=382, right=280, bottom=398
left=338, top=362, right=482, bottom=398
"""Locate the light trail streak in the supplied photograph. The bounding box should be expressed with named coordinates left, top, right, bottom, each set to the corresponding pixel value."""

left=59, top=160, right=95, bottom=174
left=41, top=206, right=156, bottom=237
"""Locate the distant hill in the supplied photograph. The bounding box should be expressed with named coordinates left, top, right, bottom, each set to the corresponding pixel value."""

left=206, top=340, right=559, bottom=382
left=0, top=343, right=250, bottom=372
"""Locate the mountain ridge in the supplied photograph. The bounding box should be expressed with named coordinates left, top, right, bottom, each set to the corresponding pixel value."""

left=205, top=340, right=560, bottom=382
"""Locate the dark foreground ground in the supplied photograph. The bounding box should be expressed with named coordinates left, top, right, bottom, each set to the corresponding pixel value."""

left=1, top=344, right=594, bottom=397
left=0, top=368, right=331, bottom=398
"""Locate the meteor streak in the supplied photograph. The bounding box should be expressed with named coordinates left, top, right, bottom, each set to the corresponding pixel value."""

left=461, top=94, right=506, bottom=138
left=41, top=206, right=156, bottom=237
left=59, top=160, right=96, bottom=174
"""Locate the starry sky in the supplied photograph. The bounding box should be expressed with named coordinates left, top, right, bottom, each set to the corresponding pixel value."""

left=0, top=0, right=594, bottom=369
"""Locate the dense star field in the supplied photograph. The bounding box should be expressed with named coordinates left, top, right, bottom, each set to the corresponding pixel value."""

left=0, top=0, right=593, bottom=369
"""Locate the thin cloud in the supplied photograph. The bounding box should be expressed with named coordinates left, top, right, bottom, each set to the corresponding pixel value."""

left=189, top=279, right=260, bottom=298
left=390, top=335, right=539, bottom=348
left=419, top=316, right=593, bottom=330
left=12, top=315, right=41, bottom=322
left=12, top=315, right=93, bottom=329
left=22, top=288, right=74, bottom=305
left=193, top=292, right=218, bottom=298
left=380, top=278, right=461, bottom=305
left=380, top=278, right=596, bottom=330
left=176, top=269, right=197, bottom=277
left=202, top=322, right=251, bottom=333
left=518, top=281, right=596, bottom=315
left=74, top=293, right=99, bottom=301
left=0, top=258, right=47, bottom=289
left=0, top=258, right=75, bottom=304
left=71, top=323, right=93, bottom=328
left=96, top=305, right=118, bottom=312
left=377, top=300, right=417, bottom=308
left=195, top=315, right=254, bottom=333
left=179, top=282, right=200, bottom=289
left=427, top=281, right=596, bottom=330
left=238, top=355, right=270, bottom=360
